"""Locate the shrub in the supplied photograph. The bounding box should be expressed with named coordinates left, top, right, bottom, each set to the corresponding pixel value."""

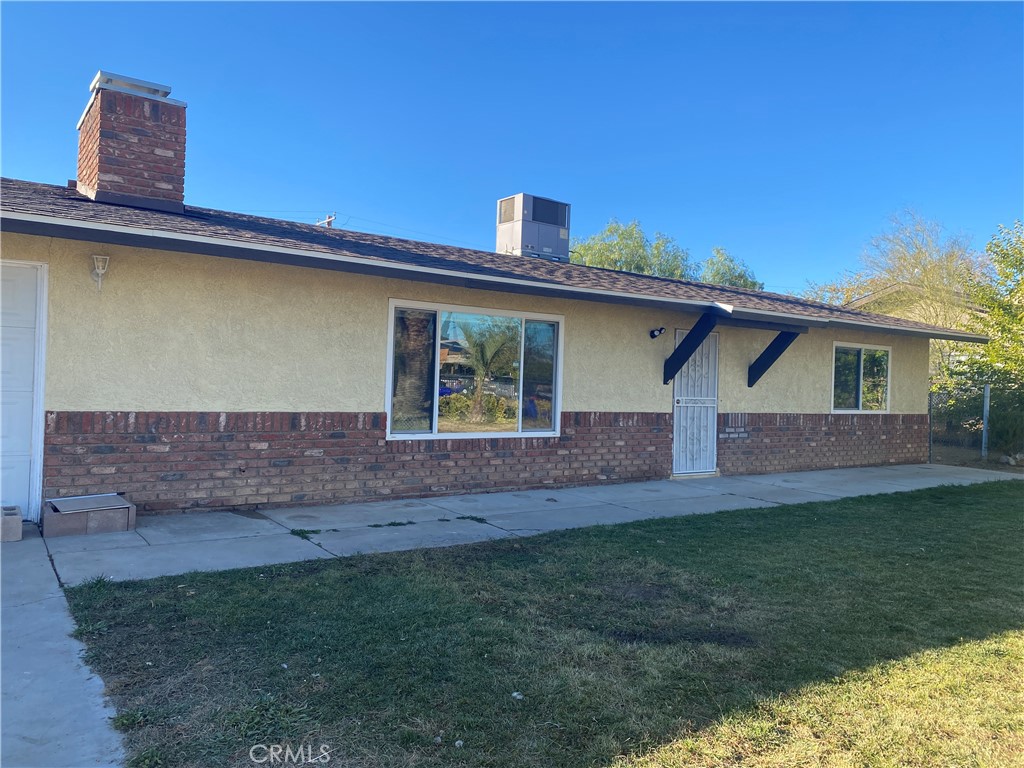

left=483, top=394, right=517, bottom=423
left=932, top=376, right=1024, bottom=454
left=438, top=393, right=472, bottom=420
left=438, top=392, right=518, bottom=424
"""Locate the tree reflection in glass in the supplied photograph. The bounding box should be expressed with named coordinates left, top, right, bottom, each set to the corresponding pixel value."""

left=861, top=349, right=889, bottom=410
left=438, top=313, right=521, bottom=432
left=523, top=321, right=557, bottom=431
left=391, top=309, right=437, bottom=433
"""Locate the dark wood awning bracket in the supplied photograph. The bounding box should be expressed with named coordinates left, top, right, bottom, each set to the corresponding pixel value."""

left=747, top=331, right=801, bottom=388
left=663, top=312, right=718, bottom=385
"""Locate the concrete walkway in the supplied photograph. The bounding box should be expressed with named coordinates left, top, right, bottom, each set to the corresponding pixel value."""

left=1, top=526, right=123, bottom=767
left=1, top=464, right=1019, bottom=767
left=33, top=464, right=1024, bottom=587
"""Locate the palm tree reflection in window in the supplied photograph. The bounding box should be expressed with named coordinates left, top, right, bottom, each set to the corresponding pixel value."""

left=391, top=309, right=437, bottom=433
left=439, top=313, right=521, bottom=431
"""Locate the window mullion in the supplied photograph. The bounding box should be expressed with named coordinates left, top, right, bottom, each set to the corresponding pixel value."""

left=857, top=349, right=864, bottom=411
left=432, top=310, right=441, bottom=435
left=516, top=319, right=526, bottom=433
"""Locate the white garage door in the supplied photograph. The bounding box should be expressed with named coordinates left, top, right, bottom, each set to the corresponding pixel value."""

left=1, top=262, right=45, bottom=520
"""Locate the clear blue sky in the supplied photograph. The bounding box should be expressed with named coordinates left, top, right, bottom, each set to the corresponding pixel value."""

left=2, top=2, right=1021, bottom=293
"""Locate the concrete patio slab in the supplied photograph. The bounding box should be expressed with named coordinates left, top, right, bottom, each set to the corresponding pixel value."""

left=611, top=494, right=779, bottom=518
left=1, top=526, right=60, bottom=612
left=478, top=503, right=649, bottom=533
left=685, top=480, right=840, bottom=506
left=2, top=528, right=124, bottom=767
left=261, top=498, right=448, bottom=530
left=877, top=464, right=1017, bottom=485
left=742, top=470, right=917, bottom=497
left=878, top=464, right=1010, bottom=479
left=52, top=532, right=332, bottom=586
left=568, top=479, right=723, bottom=504
left=424, top=487, right=598, bottom=515
left=135, top=511, right=286, bottom=545
left=43, top=529, right=149, bottom=555
left=308, top=517, right=513, bottom=556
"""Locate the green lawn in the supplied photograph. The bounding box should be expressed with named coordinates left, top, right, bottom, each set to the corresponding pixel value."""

left=66, top=481, right=1024, bottom=768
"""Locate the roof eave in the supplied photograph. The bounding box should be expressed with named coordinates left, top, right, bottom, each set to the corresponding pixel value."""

left=823, top=318, right=987, bottom=344
left=0, top=209, right=988, bottom=344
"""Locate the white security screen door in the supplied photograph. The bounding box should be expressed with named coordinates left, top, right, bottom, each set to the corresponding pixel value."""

left=672, top=330, right=718, bottom=474
left=1, top=263, right=45, bottom=520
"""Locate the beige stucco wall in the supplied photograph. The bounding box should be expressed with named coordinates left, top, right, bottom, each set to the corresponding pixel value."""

left=715, top=325, right=929, bottom=414
left=1, top=232, right=929, bottom=415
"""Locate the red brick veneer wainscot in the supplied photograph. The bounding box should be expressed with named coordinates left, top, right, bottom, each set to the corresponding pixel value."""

left=43, top=411, right=673, bottom=514
left=717, top=412, right=929, bottom=475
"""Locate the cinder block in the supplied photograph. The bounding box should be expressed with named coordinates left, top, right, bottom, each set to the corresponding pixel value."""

left=1, top=506, right=23, bottom=542
left=43, top=503, right=88, bottom=538
left=86, top=507, right=130, bottom=534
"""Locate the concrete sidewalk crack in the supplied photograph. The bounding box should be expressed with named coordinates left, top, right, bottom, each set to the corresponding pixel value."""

left=134, top=529, right=154, bottom=545
left=4, top=593, right=65, bottom=609
left=302, top=537, right=337, bottom=558
left=474, top=519, right=536, bottom=538
left=724, top=493, right=783, bottom=506
left=45, top=550, right=67, bottom=589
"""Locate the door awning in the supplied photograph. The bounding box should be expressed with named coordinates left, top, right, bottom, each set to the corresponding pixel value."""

left=663, top=308, right=809, bottom=386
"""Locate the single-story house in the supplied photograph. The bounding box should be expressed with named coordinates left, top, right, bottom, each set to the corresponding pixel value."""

left=0, top=72, right=985, bottom=520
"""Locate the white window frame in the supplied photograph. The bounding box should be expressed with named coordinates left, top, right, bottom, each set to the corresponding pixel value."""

left=385, top=298, right=564, bottom=440
left=831, top=342, right=892, bottom=414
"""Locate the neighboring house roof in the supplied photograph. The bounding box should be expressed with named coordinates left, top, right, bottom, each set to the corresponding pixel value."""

left=846, top=283, right=915, bottom=309
left=846, top=282, right=985, bottom=314
left=0, top=178, right=986, bottom=343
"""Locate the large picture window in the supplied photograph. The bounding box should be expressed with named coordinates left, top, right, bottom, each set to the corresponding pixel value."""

left=388, top=302, right=561, bottom=438
left=832, top=343, right=890, bottom=412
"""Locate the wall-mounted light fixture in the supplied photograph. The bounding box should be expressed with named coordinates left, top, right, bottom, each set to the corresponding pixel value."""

left=649, top=327, right=666, bottom=339
left=91, top=255, right=110, bottom=291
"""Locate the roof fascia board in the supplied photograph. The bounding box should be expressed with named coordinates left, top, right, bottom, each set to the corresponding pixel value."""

left=0, top=210, right=986, bottom=343
left=823, top=319, right=986, bottom=344
left=728, top=305, right=985, bottom=342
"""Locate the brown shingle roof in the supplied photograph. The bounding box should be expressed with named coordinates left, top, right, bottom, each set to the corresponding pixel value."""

left=0, top=178, right=985, bottom=342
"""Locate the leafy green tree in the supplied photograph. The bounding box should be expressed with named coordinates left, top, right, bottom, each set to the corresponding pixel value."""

left=700, top=247, right=764, bottom=290
left=570, top=220, right=695, bottom=279
left=929, top=223, right=1023, bottom=456
left=570, top=220, right=765, bottom=290
left=952, top=222, right=1024, bottom=454
left=970, top=221, right=1024, bottom=380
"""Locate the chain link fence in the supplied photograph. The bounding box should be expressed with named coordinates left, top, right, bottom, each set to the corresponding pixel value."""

left=929, top=383, right=1024, bottom=469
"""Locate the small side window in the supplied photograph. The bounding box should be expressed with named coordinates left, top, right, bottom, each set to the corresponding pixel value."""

left=833, top=344, right=889, bottom=412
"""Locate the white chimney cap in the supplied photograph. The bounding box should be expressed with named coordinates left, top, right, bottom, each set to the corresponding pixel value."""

left=88, top=70, right=186, bottom=106
left=77, top=70, right=186, bottom=130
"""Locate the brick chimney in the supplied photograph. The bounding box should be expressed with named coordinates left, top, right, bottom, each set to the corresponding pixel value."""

left=76, top=71, right=187, bottom=214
